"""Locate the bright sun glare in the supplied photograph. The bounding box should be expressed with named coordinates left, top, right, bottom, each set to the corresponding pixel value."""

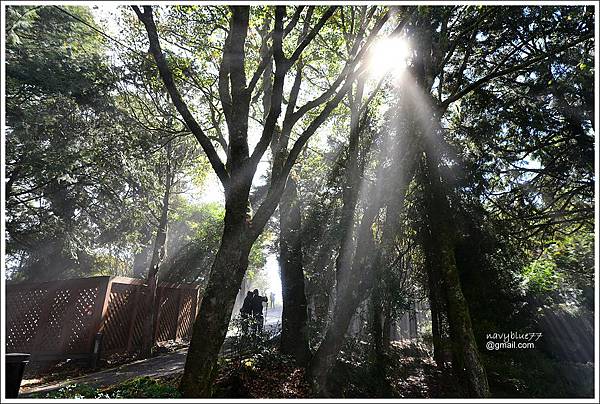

left=368, top=37, right=411, bottom=78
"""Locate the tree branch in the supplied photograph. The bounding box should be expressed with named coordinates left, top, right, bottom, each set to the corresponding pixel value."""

left=132, top=6, right=229, bottom=187
left=288, top=6, right=339, bottom=65
left=441, top=32, right=594, bottom=110
left=246, top=6, right=290, bottom=173
left=247, top=6, right=306, bottom=95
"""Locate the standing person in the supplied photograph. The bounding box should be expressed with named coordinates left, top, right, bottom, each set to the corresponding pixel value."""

left=269, top=291, right=275, bottom=308
left=239, top=291, right=253, bottom=336
left=251, top=289, right=268, bottom=334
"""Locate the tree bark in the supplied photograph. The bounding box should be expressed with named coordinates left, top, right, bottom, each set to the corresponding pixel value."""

left=309, top=122, right=417, bottom=395
left=426, top=260, right=445, bottom=367
left=420, top=152, right=490, bottom=397
left=369, top=284, right=392, bottom=395
left=370, top=284, right=385, bottom=361
left=179, top=199, right=253, bottom=397
left=409, top=301, right=418, bottom=339
left=334, top=80, right=364, bottom=297
left=382, top=304, right=392, bottom=348
left=142, top=145, right=173, bottom=357
left=279, top=178, right=311, bottom=365
left=309, top=286, right=361, bottom=396
left=309, top=183, right=383, bottom=395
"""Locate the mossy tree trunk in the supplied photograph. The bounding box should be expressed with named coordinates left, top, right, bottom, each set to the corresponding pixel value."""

left=142, top=141, right=174, bottom=358
left=426, top=263, right=445, bottom=368
left=279, top=178, right=311, bottom=365
left=420, top=152, right=490, bottom=397
left=180, top=204, right=254, bottom=396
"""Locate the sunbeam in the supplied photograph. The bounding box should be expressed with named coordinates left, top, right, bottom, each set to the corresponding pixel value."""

left=367, top=36, right=411, bottom=78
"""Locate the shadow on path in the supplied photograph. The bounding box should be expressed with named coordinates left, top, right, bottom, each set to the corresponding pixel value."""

left=21, top=349, right=188, bottom=397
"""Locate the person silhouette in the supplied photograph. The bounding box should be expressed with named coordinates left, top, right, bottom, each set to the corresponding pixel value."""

left=239, top=291, right=253, bottom=335
left=251, top=289, right=268, bottom=334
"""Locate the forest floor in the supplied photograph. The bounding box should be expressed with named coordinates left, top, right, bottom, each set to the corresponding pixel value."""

left=22, top=338, right=457, bottom=398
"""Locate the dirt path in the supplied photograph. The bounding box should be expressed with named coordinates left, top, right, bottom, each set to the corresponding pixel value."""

left=21, top=349, right=188, bottom=397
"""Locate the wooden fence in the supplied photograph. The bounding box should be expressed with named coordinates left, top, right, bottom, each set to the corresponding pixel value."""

left=5, top=276, right=200, bottom=363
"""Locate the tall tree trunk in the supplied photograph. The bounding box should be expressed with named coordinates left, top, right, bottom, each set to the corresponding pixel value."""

left=334, top=80, right=364, bottom=297
left=370, top=285, right=384, bottom=358
left=308, top=81, right=367, bottom=391
left=309, top=125, right=417, bottom=395
left=426, top=261, right=445, bottom=367
left=420, top=152, right=490, bottom=397
left=371, top=296, right=382, bottom=355
left=369, top=284, right=392, bottom=395
left=409, top=301, right=418, bottom=339
left=309, top=193, right=382, bottom=395
left=135, top=6, right=343, bottom=397
left=279, top=178, right=311, bottom=365
left=382, top=303, right=392, bottom=347
left=309, top=287, right=362, bottom=396
left=142, top=148, right=173, bottom=357
left=179, top=196, right=253, bottom=397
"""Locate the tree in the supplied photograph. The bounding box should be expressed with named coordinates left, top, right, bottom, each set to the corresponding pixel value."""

left=5, top=5, right=160, bottom=281
left=307, top=4, right=593, bottom=397
left=132, top=5, right=388, bottom=395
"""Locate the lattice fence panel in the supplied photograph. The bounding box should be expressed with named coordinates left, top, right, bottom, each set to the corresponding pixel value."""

left=176, top=289, right=197, bottom=340
left=66, top=286, right=100, bottom=352
left=38, top=288, right=73, bottom=352
left=130, top=303, right=146, bottom=350
left=155, top=287, right=179, bottom=343
left=6, top=279, right=106, bottom=357
left=7, top=277, right=200, bottom=359
left=101, top=283, right=142, bottom=353
left=6, top=288, right=49, bottom=352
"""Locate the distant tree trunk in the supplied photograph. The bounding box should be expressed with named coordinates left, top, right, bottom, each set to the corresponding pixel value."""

left=369, top=284, right=393, bottom=395
left=370, top=286, right=383, bottom=354
left=382, top=305, right=392, bottom=347
left=409, top=301, right=418, bottom=339
left=370, top=284, right=386, bottom=365
left=279, top=178, right=311, bottom=365
left=426, top=263, right=445, bottom=367
left=133, top=227, right=154, bottom=277
left=420, top=152, right=490, bottom=397
left=309, top=192, right=383, bottom=395
left=142, top=144, right=174, bottom=357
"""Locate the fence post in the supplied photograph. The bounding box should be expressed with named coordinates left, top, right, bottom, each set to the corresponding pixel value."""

left=125, top=286, right=142, bottom=353
left=89, top=276, right=113, bottom=365
left=89, top=332, right=104, bottom=369
left=174, top=287, right=184, bottom=341
left=153, top=285, right=163, bottom=344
